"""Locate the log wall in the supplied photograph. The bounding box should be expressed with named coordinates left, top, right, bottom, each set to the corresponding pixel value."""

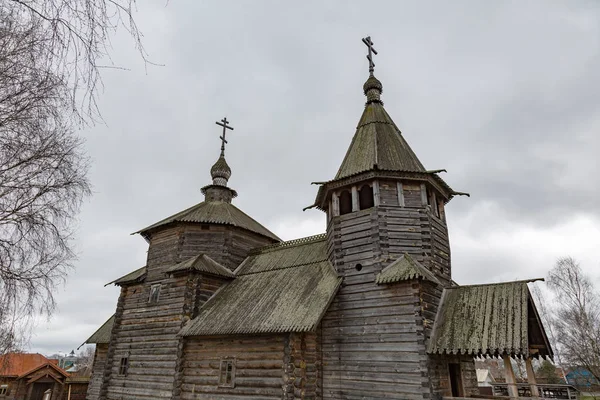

left=86, top=344, right=108, bottom=400
left=180, top=335, right=286, bottom=400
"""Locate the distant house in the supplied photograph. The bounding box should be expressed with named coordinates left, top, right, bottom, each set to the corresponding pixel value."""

left=0, top=353, right=88, bottom=400
left=566, top=367, right=600, bottom=388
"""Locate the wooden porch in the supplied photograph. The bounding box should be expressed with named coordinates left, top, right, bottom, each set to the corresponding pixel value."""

left=444, top=383, right=579, bottom=400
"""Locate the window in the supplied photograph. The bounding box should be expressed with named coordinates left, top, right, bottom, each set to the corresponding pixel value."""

left=219, top=358, right=236, bottom=387
left=359, top=184, right=374, bottom=210
left=0, top=385, right=8, bottom=395
left=148, top=284, right=161, bottom=303
left=339, top=190, right=352, bottom=215
left=119, top=357, right=129, bottom=376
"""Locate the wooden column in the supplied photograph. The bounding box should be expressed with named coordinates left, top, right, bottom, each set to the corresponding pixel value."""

left=351, top=186, right=359, bottom=212
left=332, top=193, right=340, bottom=217
left=526, top=358, right=540, bottom=397
left=373, top=181, right=380, bottom=206
left=503, top=355, right=519, bottom=399
left=397, top=182, right=405, bottom=207
left=420, top=183, right=428, bottom=206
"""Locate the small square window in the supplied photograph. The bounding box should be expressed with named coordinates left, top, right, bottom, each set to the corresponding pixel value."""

left=0, top=385, right=8, bottom=395
left=119, top=357, right=129, bottom=376
left=148, top=284, right=161, bottom=304
left=219, top=358, right=235, bottom=387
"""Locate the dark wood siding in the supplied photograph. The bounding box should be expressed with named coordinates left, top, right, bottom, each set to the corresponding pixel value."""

left=86, top=344, right=107, bottom=400
left=180, top=334, right=286, bottom=400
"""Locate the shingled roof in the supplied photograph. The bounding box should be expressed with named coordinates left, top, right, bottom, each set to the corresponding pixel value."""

left=376, top=253, right=440, bottom=285
left=180, top=234, right=342, bottom=336
left=428, top=280, right=552, bottom=358
left=106, top=266, right=146, bottom=286
left=335, top=100, right=426, bottom=180
left=83, top=314, right=115, bottom=345
left=166, top=253, right=235, bottom=278
left=135, top=201, right=280, bottom=241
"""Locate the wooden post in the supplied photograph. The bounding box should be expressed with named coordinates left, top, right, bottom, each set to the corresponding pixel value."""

left=351, top=186, right=359, bottom=212
left=332, top=193, right=340, bottom=217
left=397, top=182, right=405, bottom=207
left=420, top=183, right=428, bottom=206
left=525, top=358, right=540, bottom=397
left=503, top=355, right=519, bottom=399
left=373, top=181, right=380, bottom=206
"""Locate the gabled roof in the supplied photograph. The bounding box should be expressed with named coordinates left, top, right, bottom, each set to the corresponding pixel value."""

left=376, top=253, right=440, bottom=285
left=0, top=353, right=52, bottom=377
left=18, top=361, right=69, bottom=381
left=135, top=200, right=280, bottom=241
left=428, top=279, right=552, bottom=358
left=105, top=266, right=146, bottom=286
left=335, top=98, right=426, bottom=180
left=83, top=314, right=115, bottom=345
left=180, top=234, right=342, bottom=336
left=166, top=253, right=235, bottom=278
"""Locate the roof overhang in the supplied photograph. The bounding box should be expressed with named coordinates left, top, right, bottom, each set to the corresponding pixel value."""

left=306, top=169, right=468, bottom=211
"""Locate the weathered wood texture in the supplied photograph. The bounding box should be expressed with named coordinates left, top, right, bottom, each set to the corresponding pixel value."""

left=98, top=222, right=273, bottom=400
left=283, top=332, right=322, bottom=399
left=323, top=178, right=457, bottom=399
left=180, top=334, right=286, bottom=400
left=86, top=344, right=108, bottom=400
left=427, top=354, right=478, bottom=398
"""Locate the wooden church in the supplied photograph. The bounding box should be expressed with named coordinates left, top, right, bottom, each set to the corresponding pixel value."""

left=83, top=37, right=552, bottom=400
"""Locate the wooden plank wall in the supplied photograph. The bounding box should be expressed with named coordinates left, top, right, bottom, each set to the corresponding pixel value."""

left=323, top=206, right=429, bottom=399
left=101, top=278, right=187, bottom=399
left=428, top=354, right=479, bottom=398
left=283, top=332, right=321, bottom=399
left=180, top=335, right=286, bottom=400
left=86, top=344, right=108, bottom=400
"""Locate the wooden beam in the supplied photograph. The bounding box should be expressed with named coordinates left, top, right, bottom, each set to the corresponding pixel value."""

left=332, top=193, right=340, bottom=217
left=526, top=357, right=540, bottom=397
left=397, top=182, right=405, bottom=207
left=503, top=354, right=519, bottom=399
left=420, top=183, right=428, bottom=206
left=373, top=181, right=380, bottom=206
left=351, top=186, right=359, bottom=212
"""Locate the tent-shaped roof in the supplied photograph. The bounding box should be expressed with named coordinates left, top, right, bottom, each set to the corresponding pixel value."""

left=376, top=253, right=440, bottom=285
left=180, top=234, right=342, bottom=336
left=428, top=279, right=552, bottom=358
left=335, top=100, right=426, bottom=180
left=135, top=200, right=280, bottom=241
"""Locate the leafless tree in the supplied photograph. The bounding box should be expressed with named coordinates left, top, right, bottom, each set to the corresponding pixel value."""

left=547, top=257, right=600, bottom=383
left=0, top=0, right=150, bottom=354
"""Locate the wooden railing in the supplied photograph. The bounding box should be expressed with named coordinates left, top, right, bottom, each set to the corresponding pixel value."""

left=490, top=383, right=578, bottom=399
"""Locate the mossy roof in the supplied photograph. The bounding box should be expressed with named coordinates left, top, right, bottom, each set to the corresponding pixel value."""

left=180, top=234, right=342, bottom=336
left=166, top=253, right=235, bottom=278
left=335, top=101, right=426, bottom=180
left=83, top=314, right=115, bottom=345
left=135, top=200, right=280, bottom=241
left=428, top=280, right=552, bottom=358
left=376, top=253, right=440, bottom=285
left=106, top=266, right=147, bottom=286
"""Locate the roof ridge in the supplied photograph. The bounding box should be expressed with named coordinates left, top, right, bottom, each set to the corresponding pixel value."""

left=237, top=259, right=330, bottom=276
left=250, top=233, right=327, bottom=254
left=446, top=278, right=544, bottom=289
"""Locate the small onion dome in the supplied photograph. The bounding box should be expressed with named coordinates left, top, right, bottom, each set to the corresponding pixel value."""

left=363, top=74, right=383, bottom=103
left=210, top=155, right=231, bottom=186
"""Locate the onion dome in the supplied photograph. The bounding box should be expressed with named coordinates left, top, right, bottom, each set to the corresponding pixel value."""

left=210, top=155, right=232, bottom=186
left=363, top=74, right=383, bottom=104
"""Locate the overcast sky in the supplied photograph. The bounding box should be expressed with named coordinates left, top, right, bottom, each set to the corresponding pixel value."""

left=29, top=1, right=600, bottom=355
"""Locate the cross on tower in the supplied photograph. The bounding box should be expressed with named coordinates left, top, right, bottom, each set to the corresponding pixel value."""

left=362, top=36, right=378, bottom=75
left=215, top=117, right=234, bottom=157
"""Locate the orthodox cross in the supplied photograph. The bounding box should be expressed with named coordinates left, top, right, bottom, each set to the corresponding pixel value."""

left=215, top=117, right=234, bottom=157
left=362, top=36, right=378, bottom=74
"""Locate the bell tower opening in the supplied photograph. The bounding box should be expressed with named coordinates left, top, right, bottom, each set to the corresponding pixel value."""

left=339, top=190, right=352, bottom=215
left=358, top=184, right=374, bottom=210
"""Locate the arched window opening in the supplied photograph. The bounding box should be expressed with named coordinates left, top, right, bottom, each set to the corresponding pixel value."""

left=339, top=190, right=352, bottom=215
left=359, top=184, right=374, bottom=210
